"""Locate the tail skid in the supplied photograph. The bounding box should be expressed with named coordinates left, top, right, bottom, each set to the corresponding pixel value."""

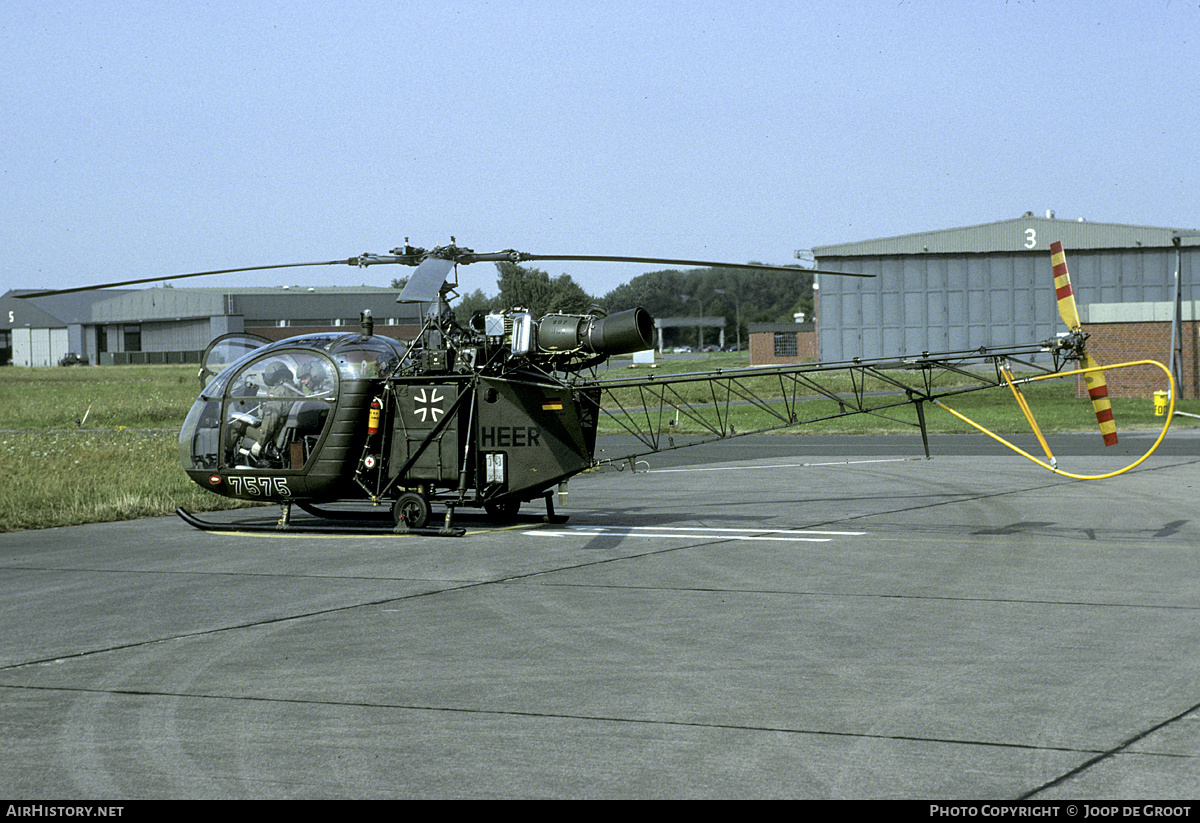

left=932, top=359, right=1175, bottom=480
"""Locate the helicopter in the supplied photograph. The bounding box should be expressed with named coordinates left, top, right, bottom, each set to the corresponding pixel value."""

left=153, top=241, right=875, bottom=535
left=21, top=239, right=1177, bottom=535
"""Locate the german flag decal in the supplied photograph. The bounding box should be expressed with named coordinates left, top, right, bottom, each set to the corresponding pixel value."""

left=542, top=399, right=564, bottom=411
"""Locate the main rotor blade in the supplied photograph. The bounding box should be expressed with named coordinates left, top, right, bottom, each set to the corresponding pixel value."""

left=466, top=251, right=875, bottom=278
left=17, top=259, right=363, bottom=298
left=18, top=242, right=871, bottom=300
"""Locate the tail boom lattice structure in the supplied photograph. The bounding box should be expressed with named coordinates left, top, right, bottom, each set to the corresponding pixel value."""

left=583, top=342, right=1074, bottom=468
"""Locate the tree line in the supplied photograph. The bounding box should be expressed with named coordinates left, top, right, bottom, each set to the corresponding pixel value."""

left=394, top=261, right=815, bottom=348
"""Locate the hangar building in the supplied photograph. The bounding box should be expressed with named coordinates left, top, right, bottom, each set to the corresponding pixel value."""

left=810, top=214, right=1199, bottom=398
left=1, top=287, right=421, bottom=367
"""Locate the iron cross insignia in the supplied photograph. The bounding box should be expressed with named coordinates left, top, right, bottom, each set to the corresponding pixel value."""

left=413, top=387, right=445, bottom=423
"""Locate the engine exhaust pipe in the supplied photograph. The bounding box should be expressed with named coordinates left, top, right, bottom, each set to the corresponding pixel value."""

left=538, top=307, right=656, bottom=356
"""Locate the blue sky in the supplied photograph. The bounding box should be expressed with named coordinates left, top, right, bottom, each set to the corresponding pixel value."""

left=4, top=0, right=1197, bottom=298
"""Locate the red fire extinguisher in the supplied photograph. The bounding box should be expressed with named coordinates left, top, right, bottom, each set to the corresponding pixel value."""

left=367, top=396, right=382, bottom=435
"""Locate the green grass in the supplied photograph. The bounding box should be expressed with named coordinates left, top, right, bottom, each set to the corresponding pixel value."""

left=0, top=428, right=256, bottom=532
left=0, top=366, right=248, bottom=532
left=0, top=364, right=203, bottom=428
left=0, top=360, right=1194, bottom=532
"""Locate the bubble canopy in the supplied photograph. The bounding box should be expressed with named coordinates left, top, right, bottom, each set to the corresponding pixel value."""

left=198, top=333, right=407, bottom=399
left=181, top=333, right=407, bottom=475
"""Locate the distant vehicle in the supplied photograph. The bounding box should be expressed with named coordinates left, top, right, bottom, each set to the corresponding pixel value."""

left=58, top=352, right=85, bottom=366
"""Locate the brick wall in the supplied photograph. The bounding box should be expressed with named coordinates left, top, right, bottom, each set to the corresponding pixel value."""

left=748, top=329, right=819, bottom=365
left=1076, top=320, right=1197, bottom=399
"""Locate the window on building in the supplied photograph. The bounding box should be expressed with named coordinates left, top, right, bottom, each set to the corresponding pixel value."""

left=773, top=332, right=798, bottom=357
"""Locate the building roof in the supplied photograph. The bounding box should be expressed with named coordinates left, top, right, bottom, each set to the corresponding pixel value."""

left=32, top=286, right=424, bottom=324
left=813, top=214, right=1200, bottom=258
left=749, top=323, right=816, bottom=334
left=2, top=289, right=137, bottom=327
left=3, top=285, right=428, bottom=328
left=174, top=286, right=400, bottom=295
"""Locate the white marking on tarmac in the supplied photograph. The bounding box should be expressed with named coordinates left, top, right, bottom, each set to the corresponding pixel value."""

left=533, top=525, right=865, bottom=542
left=642, top=457, right=919, bottom=472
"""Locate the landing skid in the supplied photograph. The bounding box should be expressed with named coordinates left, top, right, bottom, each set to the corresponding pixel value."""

left=177, top=489, right=567, bottom=537
left=175, top=507, right=465, bottom=537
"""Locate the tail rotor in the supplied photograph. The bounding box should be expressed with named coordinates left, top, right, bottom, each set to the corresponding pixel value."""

left=1050, top=241, right=1117, bottom=446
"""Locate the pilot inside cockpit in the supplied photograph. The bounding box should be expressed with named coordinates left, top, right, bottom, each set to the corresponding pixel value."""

left=244, top=362, right=300, bottom=461
left=297, top=361, right=334, bottom=397
left=226, top=354, right=333, bottom=469
left=263, top=361, right=304, bottom=396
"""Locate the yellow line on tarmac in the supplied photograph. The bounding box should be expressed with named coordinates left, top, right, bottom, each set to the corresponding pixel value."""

left=211, top=527, right=500, bottom=540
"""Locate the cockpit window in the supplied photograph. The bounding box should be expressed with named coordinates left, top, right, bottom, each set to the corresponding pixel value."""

left=199, top=347, right=258, bottom=400
left=221, top=351, right=337, bottom=470
left=228, top=352, right=336, bottom=399
left=328, top=335, right=407, bottom=380
left=182, top=332, right=407, bottom=473
left=199, top=333, right=271, bottom=389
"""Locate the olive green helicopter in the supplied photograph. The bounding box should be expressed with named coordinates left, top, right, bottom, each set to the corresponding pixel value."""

left=23, top=239, right=1170, bottom=535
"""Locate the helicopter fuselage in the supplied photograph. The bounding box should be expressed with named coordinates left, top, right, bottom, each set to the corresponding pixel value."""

left=179, top=306, right=653, bottom=527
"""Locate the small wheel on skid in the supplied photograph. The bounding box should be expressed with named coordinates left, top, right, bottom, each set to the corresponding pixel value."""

left=394, top=491, right=430, bottom=530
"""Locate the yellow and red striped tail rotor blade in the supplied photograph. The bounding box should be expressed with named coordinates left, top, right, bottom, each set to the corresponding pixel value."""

left=1052, top=242, right=1117, bottom=446
left=1082, top=352, right=1118, bottom=446
left=1050, top=241, right=1082, bottom=331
